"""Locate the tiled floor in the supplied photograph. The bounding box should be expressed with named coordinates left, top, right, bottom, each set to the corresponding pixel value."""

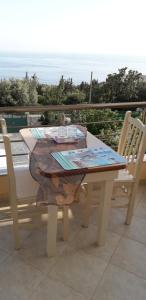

left=0, top=183, right=146, bottom=300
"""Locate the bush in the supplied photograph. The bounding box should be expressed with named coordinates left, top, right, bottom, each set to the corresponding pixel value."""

left=63, top=91, right=86, bottom=104
left=0, top=78, right=38, bottom=106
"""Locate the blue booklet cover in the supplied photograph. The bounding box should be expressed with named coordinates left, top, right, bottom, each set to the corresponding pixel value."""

left=51, top=147, right=126, bottom=170
left=31, top=128, right=45, bottom=139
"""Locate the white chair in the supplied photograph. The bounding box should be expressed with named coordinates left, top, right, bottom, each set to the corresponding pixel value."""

left=3, top=134, right=69, bottom=251
left=82, top=111, right=146, bottom=226
left=3, top=134, right=46, bottom=249
left=113, top=111, right=146, bottom=224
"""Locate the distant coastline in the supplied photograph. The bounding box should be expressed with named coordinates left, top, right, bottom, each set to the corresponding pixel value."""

left=0, top=52, right=146, bottom=84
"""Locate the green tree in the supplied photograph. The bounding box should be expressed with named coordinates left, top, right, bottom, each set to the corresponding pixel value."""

left=137, top=81, right=146, bottom=100
left=63, top=90, right=86, bottom=104
left=103, top=67, right=142, bottom=102
left=0, top=78, right=38, bottom=106
left=78, top=81, right=90, bottom=101
left=38, top=85, right=64, bottom=105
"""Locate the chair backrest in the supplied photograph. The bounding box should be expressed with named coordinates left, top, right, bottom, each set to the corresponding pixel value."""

left=0, top=118, right=7, bottom=134
left=118, top=111, right=146, bottom=179
left=3, top=135, right=17, bottom=203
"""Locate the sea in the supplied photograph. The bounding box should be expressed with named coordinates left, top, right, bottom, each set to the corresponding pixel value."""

left=0, top=52, right=146, bottom=84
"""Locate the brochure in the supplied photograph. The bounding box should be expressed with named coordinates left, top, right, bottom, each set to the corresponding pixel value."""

left=51, top=147, right=126, bottom=170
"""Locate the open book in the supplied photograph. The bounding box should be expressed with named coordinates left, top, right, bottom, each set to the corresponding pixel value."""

left=51, top=147, right=126, bottom=170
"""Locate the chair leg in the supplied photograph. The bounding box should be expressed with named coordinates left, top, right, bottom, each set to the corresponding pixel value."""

left=126, top=184, right=137, bottom=225
left=82, top=184, right=92, bottom=228
left=12, top=211, right=21, bottom=250
left=62, top=206, right=69, bottom=241
left=46, top=205, right=57, bottom=257
left=10, top=196, right=21, bottom=249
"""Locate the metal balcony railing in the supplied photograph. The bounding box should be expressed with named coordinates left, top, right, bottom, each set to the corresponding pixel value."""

left=0, top=101, right=146, bottom=174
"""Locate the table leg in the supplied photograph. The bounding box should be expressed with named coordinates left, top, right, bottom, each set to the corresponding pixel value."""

left=62, top=205, right=69, bottom=241
left=82, top=183, right=92, bottom=228
left=46, top=205, right=57, bottom=257
left=97, top=180, right=113, bottom=246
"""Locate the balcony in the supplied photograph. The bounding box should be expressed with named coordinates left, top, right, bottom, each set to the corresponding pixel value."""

left=1, top=102, right=146, bottom=198
left=0, top=103, right=146, bottom=299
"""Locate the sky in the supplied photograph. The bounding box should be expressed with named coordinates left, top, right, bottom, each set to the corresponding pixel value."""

left=0, top=0, right=146, bottom=55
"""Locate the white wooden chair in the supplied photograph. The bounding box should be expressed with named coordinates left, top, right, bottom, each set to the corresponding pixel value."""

left=3, top=134, right=69, bottom=252
left=3, top=134, right=46, bottom=249
left=113, top=111, right=146, bottom=224
left=82, top=111, right=146, bottom=226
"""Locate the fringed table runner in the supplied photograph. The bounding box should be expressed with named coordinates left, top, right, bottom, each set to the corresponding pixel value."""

left=29, top=125, right=87, bottom=206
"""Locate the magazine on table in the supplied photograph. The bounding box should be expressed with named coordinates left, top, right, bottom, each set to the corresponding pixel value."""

left=51, top=147, right=126, bottom=170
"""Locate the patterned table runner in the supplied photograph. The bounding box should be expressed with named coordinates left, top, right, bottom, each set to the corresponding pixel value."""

left=29, top=125, right=87, bottom=206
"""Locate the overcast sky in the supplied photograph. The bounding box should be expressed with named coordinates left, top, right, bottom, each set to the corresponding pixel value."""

left=0, top=0, right=145, bottom=55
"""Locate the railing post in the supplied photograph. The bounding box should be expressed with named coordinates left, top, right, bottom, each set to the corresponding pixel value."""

left=0, top=118, right=7, bottom=134
left=89, top=71, right=93, bottom=104
left=25, top=112, right=30, bottom=126
left=141, top=108, right=146, bottom=124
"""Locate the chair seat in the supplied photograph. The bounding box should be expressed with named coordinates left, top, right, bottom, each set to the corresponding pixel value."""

left=114, top=169, right=134, bottom=183
left=14, top=165, right=39, bottom=200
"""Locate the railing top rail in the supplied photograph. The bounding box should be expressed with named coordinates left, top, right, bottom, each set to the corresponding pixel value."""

left=0, top=101, right=146, bottom=113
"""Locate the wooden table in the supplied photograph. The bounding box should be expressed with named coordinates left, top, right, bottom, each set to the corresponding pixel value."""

left=20, top=128, right=126, bottom=257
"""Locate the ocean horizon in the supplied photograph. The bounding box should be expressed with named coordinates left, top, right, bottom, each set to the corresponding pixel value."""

left=0, top=52, right=146, bottom=84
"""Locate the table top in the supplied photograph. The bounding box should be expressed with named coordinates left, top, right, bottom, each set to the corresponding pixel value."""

left=20, top=127, right=126, bottom=177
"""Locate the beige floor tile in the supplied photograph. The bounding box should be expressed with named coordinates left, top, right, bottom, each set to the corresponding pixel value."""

left=90, top=206, right=128, bottom=236
left=111, top=237, right=146, bottom=279
left=69, top=224, right=121, bottom=262
left=18, top=227, right=75, bottom=275
left=93, top=264, right=146, bottom=300
left=49, top=250, right=107, bottom=298
left=31, top=277, right=87, bottom=300
left=0, top=223, right=30, bottom=253
left=134, top=199, right=146, bottom=219
left=0, top=253, right=44, bottom=300
left=89, top=183, right=145, bottom=235
left=108, top=208, right=128, bottom=235
left=124, top=216, right=146, bottom=244
left=0, top=184, right=145, bottom=299
left=135, top=183, right=146, bottom=202
left=17, top=230, right=56, bottom=274
left=0, top=247, right=10, bottom=264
